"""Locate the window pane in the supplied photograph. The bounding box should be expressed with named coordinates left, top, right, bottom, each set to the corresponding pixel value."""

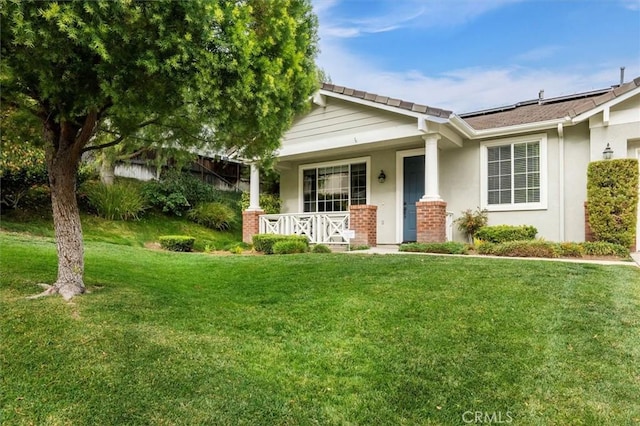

left=514, top=189, right=527, bottom=203
left=500, top=190, right=511, bottom=204
left=528, top=188, right=540, bottom=202
left=350, top=162, right=367, bottom=205
left=514, top=173, right=526, bottom=189
left=488, top=191, right=500, bottom=205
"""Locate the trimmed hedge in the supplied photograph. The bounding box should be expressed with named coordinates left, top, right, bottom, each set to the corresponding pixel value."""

left=252, top=234, right=309, bottom=254
left=159, top=235, right=195, bottom=252
left=480, top=240, right=559, bottom=258
left=475, top=225, right=537, bottom=243
left=476, top=240, right=629, bottom=259
left=311, top=244, right=332, bottom=253
left=273, top=240, right=309, bottom=254
left=587, top=159, right=639, bottom=248
left=399, top=242, right=469, bottom=255
left=582, top=241, right=630, bottom=258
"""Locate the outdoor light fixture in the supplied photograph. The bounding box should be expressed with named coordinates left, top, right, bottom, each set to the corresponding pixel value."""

left=378, top=170, right=386, bottom=183
left=602, top=143, right=614, bottom=160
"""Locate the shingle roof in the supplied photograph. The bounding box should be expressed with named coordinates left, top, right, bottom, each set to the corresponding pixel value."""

left=460, top=76, right=640, bottom=130
left=321, top=82, right=452, bottom=119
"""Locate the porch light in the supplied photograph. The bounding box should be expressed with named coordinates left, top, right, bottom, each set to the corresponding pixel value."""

left=378, top=170, right=386, bottom=183
left=602, top=143, right=613, bottom=160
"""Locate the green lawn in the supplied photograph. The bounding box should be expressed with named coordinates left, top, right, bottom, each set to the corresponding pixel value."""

left=1, top=231, right=640, bottom=425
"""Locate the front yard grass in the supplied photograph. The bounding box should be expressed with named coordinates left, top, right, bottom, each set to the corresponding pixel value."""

left=1, top=231, right=639, bottom=424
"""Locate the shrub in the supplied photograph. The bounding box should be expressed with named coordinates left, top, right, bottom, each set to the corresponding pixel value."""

left=240, top=192, right=281, bottom=214
left=0, top=142, right=48, bottom=209
left=311, top=244, right=332, bottom=253
left=475, top=241, right=497, bottom=255
left=475, top=225, right=538, bottom=243
left=159, top=235, right=195, bottom=252
left=485, top=240, right=559, bottom=258
left=229, top=245, right=244, bottom=255
left=557, top=242, right=584, bottom=257
left=142, top=169, right=234, bottom=216
left=273, top=239, right=309, bottom=254
left=581, top=241, right=629, bottom=258
left=187, top=202, right=237, bottom=231
left=400, top=242, right=469, bottom=255
left=82, top=181, right=147, bottom=220
left=455, top=207, right=488, bottom=242
left=587, top=159, right=639, bottom=248
left=253, top=234, right=309, bottom=254
left=350, top=245, right=370, bottom=251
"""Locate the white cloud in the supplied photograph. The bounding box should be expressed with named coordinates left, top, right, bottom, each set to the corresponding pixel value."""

left=621, top=0, right=640, bottom=10
left=313, top=0, right=640, bottom=113
left=317, top=39, right=639, bottom=112
left=314, top=0, right=525, bottom=40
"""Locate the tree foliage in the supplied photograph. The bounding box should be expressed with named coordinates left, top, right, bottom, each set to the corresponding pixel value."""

left=0, top=0, right=319, bottom=298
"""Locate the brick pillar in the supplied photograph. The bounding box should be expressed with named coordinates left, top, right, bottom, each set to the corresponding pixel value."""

left=584, top=201, right=594, bottom=242
left=416, top=200, right=447, bottom=243
left=242, top=210, right=264, bottom=244
left=349, top=205, right=377, bottom=247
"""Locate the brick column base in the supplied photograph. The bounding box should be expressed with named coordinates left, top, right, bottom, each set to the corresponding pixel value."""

left=416, top=200, right=447, bottom=243
left=349, top=205, right=377, bottom=247
left=242, top=210, right=264, bottom=244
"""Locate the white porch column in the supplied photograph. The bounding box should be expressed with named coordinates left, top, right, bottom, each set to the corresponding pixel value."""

left=421, top=134, right=442, bottom=201
left=248, top=162, right=261, bottom=210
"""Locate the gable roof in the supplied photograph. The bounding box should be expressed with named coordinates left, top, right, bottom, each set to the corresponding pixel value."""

left=460, top=77, right=640, bottom=130
left=320, top=83, right=452, bottom=119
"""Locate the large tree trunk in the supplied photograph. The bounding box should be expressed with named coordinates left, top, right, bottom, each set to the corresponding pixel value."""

left=47, top=142, right=85, bottom=300
left=39, top=115, right=97, bottom=300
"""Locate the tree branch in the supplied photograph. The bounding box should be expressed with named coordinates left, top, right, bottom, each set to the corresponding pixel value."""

left=80, top=116, right=161, bottom=153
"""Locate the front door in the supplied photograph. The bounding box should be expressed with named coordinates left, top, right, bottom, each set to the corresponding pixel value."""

left=403, top=155, right=425, bottom=242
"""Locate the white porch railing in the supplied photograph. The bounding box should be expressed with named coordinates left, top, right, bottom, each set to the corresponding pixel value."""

left=259, top=212, right=350, bottom=244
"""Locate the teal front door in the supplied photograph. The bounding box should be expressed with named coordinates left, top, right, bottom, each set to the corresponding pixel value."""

left=403, top=155, right=425, bottom=242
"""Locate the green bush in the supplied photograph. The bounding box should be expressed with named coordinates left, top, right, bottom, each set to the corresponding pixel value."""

left=455, top=207, right=488, bottom=242
left=587, top=159, right=639, bottom=248
left=581, top=241, right=629, bottom=258
left=240, top=192, right=281, bottom=214
left=557, top=242, right=584, bottom=257
left=187, top=202, right=237, bottom=231
left=481, top=240, right=559, bottom=258
left=143, top=169, right=240, bottom=216
left=159, top=235, right=195, bottom=252
left=273, top=239, right=309, bottom=254
left=311, top=244, right=332, bottom=253
left=475, top=225, right=538, bottom=243
left=0, top=142, right=48, bottom=209
left=400, top=242, right=469, bottom=255
left=82, top=181, right=147, bottom=220
left=252, top=234, right=309, bottom=254
left=475, top=241, right=497, bottom=255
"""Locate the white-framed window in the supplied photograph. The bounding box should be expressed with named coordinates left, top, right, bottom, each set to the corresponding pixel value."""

left=299, top=157, right=370, bottom=212
left=480, top=134, right=547, bottom=211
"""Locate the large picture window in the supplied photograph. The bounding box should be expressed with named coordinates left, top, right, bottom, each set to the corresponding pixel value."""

left=302, top=160, right=368, bottom=212
left=481, top=135, right=547, bottom=211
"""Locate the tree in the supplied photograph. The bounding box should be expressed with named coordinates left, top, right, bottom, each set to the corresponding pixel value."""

left=1, top=0, right=319, bottom=299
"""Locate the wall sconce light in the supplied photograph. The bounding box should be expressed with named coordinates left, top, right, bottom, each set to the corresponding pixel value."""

left=602, top=143, right=613, bottom=160
left=378, top=170, right=386, bottom=183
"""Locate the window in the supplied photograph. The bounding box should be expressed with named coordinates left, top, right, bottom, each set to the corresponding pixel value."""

left=301, top=159, right=369, bottom=212
left=481, top=135, right=547, bottom=211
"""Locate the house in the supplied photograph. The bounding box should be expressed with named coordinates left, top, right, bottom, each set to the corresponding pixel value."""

left=242, top=77, right=640, bottom=251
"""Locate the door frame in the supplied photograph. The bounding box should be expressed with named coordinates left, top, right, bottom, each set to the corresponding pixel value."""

left=396, top=148, right=426, bottom=243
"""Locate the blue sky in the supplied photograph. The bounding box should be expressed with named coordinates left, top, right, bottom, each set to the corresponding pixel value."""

left=312, top=0, right=640, bottom=112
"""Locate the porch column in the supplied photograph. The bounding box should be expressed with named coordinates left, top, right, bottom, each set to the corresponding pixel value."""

left=417, top=134, right=447, bottom=242
left=248, top=162, right=261, bottom=211
left=421, top=134, right=441, bottom=201
left=243, top=162, right=264, bottom=244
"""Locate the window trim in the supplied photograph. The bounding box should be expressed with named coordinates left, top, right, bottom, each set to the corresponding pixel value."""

left=298, top=156, right=371, bottom=212
left=480, top=134, right=548, bottom=211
